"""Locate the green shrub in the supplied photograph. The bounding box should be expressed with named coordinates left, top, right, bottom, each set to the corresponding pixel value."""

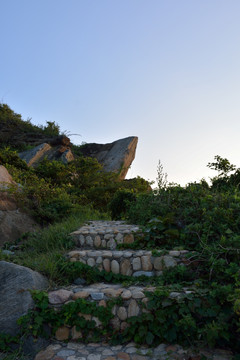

left=109, top=190, right=136, bottom=220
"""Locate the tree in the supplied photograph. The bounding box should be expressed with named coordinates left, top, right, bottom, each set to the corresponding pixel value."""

left=207, top=155, right=236, bottom=177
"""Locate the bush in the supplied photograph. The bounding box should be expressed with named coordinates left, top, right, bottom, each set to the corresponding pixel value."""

left=109, top=190, right=136, bottom=220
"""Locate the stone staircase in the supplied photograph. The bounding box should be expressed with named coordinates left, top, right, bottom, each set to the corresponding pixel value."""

left=34, top=221, right=233, bottom=360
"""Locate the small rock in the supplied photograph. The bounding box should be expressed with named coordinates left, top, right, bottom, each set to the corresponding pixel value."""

left=73, top=278, right=86, bottom=285
left=125, top=347, right=137, bottom=354
left=123, top=234, right=134, bottom=244
left=128, top=299, right=140, bottom=317
left=104, top=288, right=123, bottom=297
left=107, top=239, right=116, bottom=249
left=120, top=259, right=132, bottom=276
left=55, top=326, right=70, bottom=341
left=79, top=235, right=85, bottom=245
left=112, top=250, right=123, bottom=258
left=57, top=349, right=75, bottom=357
left=35, top=348, right=55, bottom=360
left=110, top=317, right=120, bottom=329
left=123, top=251, right=133, bottom=258
left=163, top=255, right=177, bottom=268
left=96, top=256, right=103, bottom=264
left=111, top=260, right=120, bottom=274
left=132, top=291, right=144, bottom=299
left=169, top=292, right=181, bottom=299
left=72, top=291, right=89, bottom=300
left=116, top=233, right=123, bottom=242
left=132, top=355, right=147, bottom=360
left=99, top=299, right=107, bottom=307
left=68, top=250, right=80, bottom=258
left=87, top=354, right=101, bottom=360
left=86, top=236, right=93, bottom=246
left=94, top=235, right=102, bottom=247
left=117, top=352, right=130, bottom=360
left=117, top=306, right=128, bottom=320
left=78, top=312, right=91, bottom=321
left=92, top=316, right=102, bottom=327
left=71, top=325, right=82, bottom=340
left=121, top=290, right=132, bottom=300
left=48, top=289, right=73, bottom=304
left=132, top=257, right=141, bottom=271
left=169, top=250, right=180, bottom=257
left=87, top=258, right=95, bottom=267
left=153, top=256, right=164, bottom=270
left=102, top=239, right=107, bottom=247
left=105, top=234, right=113, bottom=240
left=102, top=349, right=114, bottom=356
left=91, top=292, right=104, bottom=300
left=141, top=255, right=153, bottom=271
left=133, top=271, right=154, bottom=277
left=103, top=258, right=111, bottom=272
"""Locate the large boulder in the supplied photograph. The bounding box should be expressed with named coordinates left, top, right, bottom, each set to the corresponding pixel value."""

left=0, top=165, right=16, bottom=185
left=19, top=139, right=74, bottom=167
left=0, top=165, right=18, bottom=211
left=0, top=210, right=38, bottom=247
left=18, top=136, right=138, bottom=179
left=79, top=136, right=138, bottom=179
left=0, top=261, right=49, bottom=336
left=0, top=166, right=39, bottom=246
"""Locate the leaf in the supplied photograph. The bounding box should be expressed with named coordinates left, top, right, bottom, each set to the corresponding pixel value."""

left=146, top=331, right=154, bottom=345
left=162, top=299, right=172, bottom=308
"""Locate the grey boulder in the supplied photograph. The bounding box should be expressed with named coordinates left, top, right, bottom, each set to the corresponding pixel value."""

left=0, top=261, right=49, bottom=336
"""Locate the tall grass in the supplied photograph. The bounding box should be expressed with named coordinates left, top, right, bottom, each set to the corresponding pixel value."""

left=2, top=206, right=109, bottom=285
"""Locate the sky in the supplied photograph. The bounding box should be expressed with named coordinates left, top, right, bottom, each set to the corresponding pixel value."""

left=1, top=0, right=240, bottom=186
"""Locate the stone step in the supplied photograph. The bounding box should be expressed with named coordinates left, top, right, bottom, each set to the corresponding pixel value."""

left=34, top=341, right=233, bottom=360
left=67, top=249, right=189, bottom=277
left=35, top=284, right=233, bottom=360
left=47, top=283, right=193, bottom=341
left=70, top=221, right=140, bottom=250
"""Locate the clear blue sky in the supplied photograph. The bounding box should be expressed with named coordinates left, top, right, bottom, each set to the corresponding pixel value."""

left=1, top=0, right=240, bottom=186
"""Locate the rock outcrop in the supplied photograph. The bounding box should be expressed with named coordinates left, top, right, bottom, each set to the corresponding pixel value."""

left=79, top=136, right=138, bottom=179
left=0, top=165, right=18, bottom=211
left=18, top=136, right=138, bottom=179
left=0, top=166, right=38, bottom=246
left=18, top=135, right=74, bottom=167
left=0, top=261, right=49, bottom=336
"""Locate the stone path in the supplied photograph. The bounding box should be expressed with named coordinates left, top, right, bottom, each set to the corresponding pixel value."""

left=34, top=221, right=234, bottom=360
left=35, top=341, right=233, bottom=360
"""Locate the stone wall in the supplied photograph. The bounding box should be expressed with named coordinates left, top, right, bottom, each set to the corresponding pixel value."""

left=70, top=221, right=140, bottom=250
left=67, top=249, right=188, bottom=277
left=69, top=221, right=189, bottom=277
left=48, top=284, right=192, bottom=341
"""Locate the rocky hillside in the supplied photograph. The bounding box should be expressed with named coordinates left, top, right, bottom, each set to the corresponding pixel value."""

left=0, top=104, right=138, bottom=179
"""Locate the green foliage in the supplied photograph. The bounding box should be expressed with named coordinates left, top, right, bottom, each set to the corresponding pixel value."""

left=39, top=121, right=60, bottom=136
left=109, top=190, right=136, bottom=220
left=117, top=284, right=239, bottom=350
left=0, top=147, right=29, bottom=170
left=18, top=290, right=120, bottom=342
left=0, top=333, right=18, bottom=352
left=0, top=103, right=60, bottom=151
left=11, top=209, right=107, bottom=284
left=156, top=159, right=168, bottom=190
left=56, top=258, right=140, bottom=285
left=207, top=155, right=236, bottom=177
left=2, top=107, right=240, bottom=354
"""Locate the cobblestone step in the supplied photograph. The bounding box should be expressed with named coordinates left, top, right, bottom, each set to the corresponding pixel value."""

left=47, top=283, right=194, bottom=339
left=34, top=341, right=233, bottom=360
left=67, top=249, right=189, bottom=277
left=70, top=221, right=140, bottom=250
